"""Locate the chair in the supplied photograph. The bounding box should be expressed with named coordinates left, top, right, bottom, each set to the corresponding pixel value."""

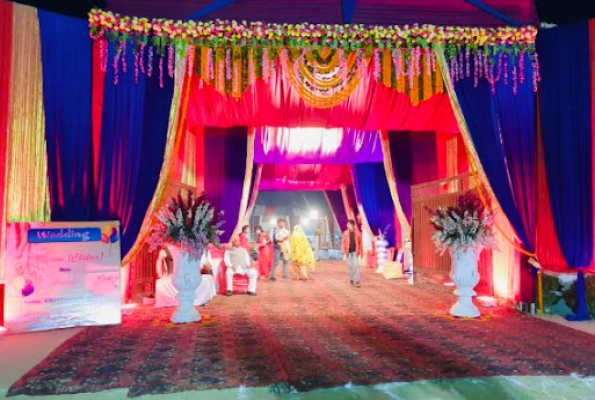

left=217, top=260, right=250, bottom=294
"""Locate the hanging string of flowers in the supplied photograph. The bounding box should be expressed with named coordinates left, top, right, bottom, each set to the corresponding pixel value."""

left=88, top=9, right=539, bottom=100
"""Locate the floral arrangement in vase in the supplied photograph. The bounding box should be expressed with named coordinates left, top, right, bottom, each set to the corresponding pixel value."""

left=148, top=191, right=224, bottom=259
left=426, top=191, right=496, bottom=254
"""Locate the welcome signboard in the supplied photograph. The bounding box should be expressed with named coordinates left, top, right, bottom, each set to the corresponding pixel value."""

left=3, top=222, right=122, bottom=333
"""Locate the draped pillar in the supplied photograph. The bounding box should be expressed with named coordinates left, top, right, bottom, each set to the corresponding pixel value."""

left=351, top=163, right=396, bottom=247
left=204, top=126, right=250, bottom=243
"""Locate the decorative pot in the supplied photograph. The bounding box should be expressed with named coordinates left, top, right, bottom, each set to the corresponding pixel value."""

left=448, top=246, right=481, bottom=318
left=167, top=245, right=202, bottom=323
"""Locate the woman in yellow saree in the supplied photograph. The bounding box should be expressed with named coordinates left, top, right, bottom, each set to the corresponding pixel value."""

left=290, top=225, right=316, bottom=280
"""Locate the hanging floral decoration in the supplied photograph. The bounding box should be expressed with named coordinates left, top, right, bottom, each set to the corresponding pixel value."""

left=88, top=9, right=540, bottom=105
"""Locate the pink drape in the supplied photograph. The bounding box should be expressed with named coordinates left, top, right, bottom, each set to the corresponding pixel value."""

left=187, top=64, right=457, bottom=131
left=259, top=164, right=352, bottom=191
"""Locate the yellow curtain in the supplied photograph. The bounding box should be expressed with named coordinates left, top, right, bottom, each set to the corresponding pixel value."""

left=1, top=4, right=50, bottom=280
left=122, top=49, right=190, bottom=266
left=380, top=131, right=411, bottom=241
left=230, top=128, right=255, bottom=240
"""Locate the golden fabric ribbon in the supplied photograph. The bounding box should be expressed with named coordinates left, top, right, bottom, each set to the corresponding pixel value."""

left=122, top=51, right=190, bottom=266
left=5, top=4, right=50, bottom=225
left=230, top=128, right=255, bottom=241
left=380, top=131, right=412, bottom=240
left=434, top=43, right=536, bottom=259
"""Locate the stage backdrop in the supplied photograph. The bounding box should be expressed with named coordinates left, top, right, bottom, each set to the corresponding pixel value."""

left=4, top=221, right=121, bottom=333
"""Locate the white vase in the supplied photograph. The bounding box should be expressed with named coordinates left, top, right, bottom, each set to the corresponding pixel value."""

left=167, top=245, right=202, bottom=323
left=448, top=247, right=481, bottom=318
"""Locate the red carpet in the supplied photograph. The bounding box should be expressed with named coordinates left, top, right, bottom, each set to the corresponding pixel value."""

left=8, top=261, right=595, bottom=397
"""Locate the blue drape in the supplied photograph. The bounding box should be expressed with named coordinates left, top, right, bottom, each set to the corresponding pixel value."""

left=352, top=163, right=395, bottom=247
left=204, top=127, right=249, bottom=243
left=39, top=11, right=93, bottom=221
left=41, top=14, right=174, bottom=259
left=452, top=51, right=537, bottom=253
left=538, top=23, right=593, bottom=268
left=389, top=131, right=438, bottom=222
left=95, top=42, right=174, bottom=257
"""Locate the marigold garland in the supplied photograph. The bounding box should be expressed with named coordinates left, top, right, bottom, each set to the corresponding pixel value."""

left=88, top=8, right=540, bottom=103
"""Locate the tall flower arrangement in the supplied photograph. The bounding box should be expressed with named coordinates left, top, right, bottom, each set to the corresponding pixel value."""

left=148, top=191, right=224, bottom=259
left=426, top=192, right=496, bottom=254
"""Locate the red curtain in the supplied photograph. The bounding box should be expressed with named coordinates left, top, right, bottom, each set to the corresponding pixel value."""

left=0, top=0, right=12, bottom=283
left=187, top=64, right=457, bottom=131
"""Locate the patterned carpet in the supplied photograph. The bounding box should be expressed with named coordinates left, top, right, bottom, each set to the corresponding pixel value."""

left=8, top=261, right=595, bottom=397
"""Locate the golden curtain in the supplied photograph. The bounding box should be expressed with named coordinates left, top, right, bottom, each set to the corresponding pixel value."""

left=6, top=4, right=50, bottom=223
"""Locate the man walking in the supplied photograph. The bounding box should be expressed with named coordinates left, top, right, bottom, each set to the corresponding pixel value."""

left=342, top=219, right=363, bottom=287
left=270, top=218, right=290, bottom=280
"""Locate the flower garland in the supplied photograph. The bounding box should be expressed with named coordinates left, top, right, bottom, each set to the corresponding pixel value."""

left=88, top=9, right=540, bottom=99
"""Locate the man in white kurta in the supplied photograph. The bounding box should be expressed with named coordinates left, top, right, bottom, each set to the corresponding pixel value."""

left=224, top=237, right=258, bottom=296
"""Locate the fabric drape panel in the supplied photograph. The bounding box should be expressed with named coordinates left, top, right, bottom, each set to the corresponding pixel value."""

left=388, top=131, right=439, bottom=222
left=325, top=190, right=348, bottom=231
left=452, top=52, right=536, bottom=253
left=0, top=0, right=12, bottom=280
left=340, top=185, right=356, bottom=220
left=123, top=52, right=190, bottom=266
left=243, top=164, right=262, bottom=226
left=6, top=4, right=50, bottom=225
left=352, top=163, right=396, bottom=246
left=39, top=11, right=92, bottom=221
left=259, top=164, right=352, bottom=191
left=187, top=65, right=457, bottom=131
left=204, top=126, right=249, bottom=243
left=255, top=127, right=383, bottom=164
left=230, top=130, right=255, bottom=239
left=538, top=23, right=593, bottom=268
left=97, top=41, right=175, bottom=258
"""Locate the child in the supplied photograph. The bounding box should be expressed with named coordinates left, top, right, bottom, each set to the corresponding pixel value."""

left=341, top=219, right=363, bottom=287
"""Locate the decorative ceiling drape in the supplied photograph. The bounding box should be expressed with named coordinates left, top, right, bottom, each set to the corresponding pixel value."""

left=259, top=164, right=352, bottom=191
left=255, top=127, right=383, bottom=164
left=186, top=66, right=458, bottom=131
